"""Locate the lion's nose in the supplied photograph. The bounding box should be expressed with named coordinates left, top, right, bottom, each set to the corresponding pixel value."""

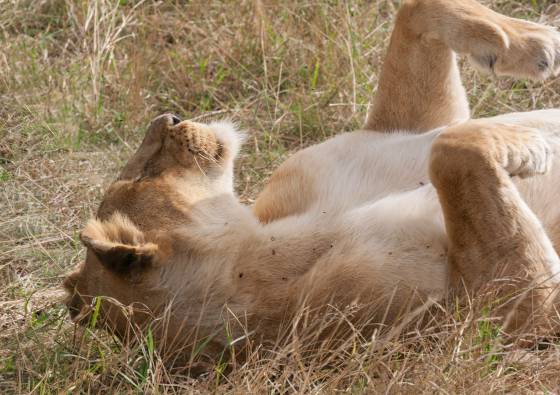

left=171, top=115, right=182, bottom=125
left=66, top=292, right=90, bottom=323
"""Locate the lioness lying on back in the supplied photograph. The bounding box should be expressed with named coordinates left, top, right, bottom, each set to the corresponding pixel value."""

left=65, top=0, right=560, bottom=363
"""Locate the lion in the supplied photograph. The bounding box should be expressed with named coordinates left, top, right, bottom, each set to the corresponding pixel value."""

left=64, top=0, right=560, bottom=364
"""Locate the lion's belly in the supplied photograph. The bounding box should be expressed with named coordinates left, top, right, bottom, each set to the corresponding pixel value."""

left=253, top=127, right=441, bottom=223
left=303, top=128, right=441, bottom=215
left=283, top=110, right=560, bottom=295
left=342, top=184, right=450, bottom=297
left=301, top=110, right=560, bottom=230
left=290, top=129, right=451, bottom=296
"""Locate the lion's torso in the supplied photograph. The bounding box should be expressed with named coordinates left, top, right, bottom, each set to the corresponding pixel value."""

left=254, top=109, right=560, bottom=297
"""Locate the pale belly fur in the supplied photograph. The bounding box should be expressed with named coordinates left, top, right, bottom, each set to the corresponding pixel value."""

left=278, top=110, right=560, bottom=296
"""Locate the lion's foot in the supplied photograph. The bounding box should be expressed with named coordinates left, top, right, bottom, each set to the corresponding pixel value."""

left=469, top=18, right=560, bottom=80
left=496, top=124, right=553, bottom=178
left=431, top=122, right=553, bottom=184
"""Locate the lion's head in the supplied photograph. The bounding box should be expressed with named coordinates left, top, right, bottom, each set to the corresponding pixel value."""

left=63, top=114, right=249, bottom=356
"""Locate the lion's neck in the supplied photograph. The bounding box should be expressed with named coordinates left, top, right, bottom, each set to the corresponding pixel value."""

left=164, top=195, right=347, bottom=344
left=188, top=193, right=339, bottom=291
left=186, top=193, right=337, bottom=255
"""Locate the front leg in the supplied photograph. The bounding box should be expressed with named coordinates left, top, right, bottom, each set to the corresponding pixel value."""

left=429, top=121, right=560, bottom=333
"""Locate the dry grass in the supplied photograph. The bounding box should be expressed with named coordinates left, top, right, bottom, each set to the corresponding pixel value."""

left=2, top=0, right=560, bottom=393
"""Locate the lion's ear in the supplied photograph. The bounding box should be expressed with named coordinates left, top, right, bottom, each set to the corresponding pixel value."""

left=80, top=213, right=158, bottom=276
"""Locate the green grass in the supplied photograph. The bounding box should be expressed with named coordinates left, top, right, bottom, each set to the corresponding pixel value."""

left=2, top=0, right=560, bottom=393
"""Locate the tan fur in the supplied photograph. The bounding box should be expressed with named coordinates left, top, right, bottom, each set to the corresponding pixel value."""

left=365, top=0, right=560, bottom=133
left=253, top=153, right=316, bottom=223
left=64, top=0, right=560, bottom=363
left=552, top=220, right=560, bottom=253
left=256, top=0, right=560, bottom=222
left=430, top=121, right=559, bottom=331
left=82, top=213, right=151, bottom=246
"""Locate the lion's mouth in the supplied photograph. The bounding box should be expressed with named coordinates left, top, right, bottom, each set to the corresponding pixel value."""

left=64, top=290, right=93, bottom=324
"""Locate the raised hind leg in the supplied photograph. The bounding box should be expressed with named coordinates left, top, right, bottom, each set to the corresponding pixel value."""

left=366, top=0, right=560, bottom=133
left=254, top=0, right=560, bottom=224
left=429, top=121, right=560, bottom=333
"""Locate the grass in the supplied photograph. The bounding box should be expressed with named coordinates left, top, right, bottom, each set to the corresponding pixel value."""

left=2, top=0, right=560, bottom=392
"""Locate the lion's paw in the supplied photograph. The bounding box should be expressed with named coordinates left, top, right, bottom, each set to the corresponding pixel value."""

left=470, top=19, right=560, bottom=80
left=498, top=125, right=553, bottom=178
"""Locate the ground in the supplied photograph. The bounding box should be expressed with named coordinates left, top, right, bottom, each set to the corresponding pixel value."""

left=2, top=0, right=560, bottom=393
